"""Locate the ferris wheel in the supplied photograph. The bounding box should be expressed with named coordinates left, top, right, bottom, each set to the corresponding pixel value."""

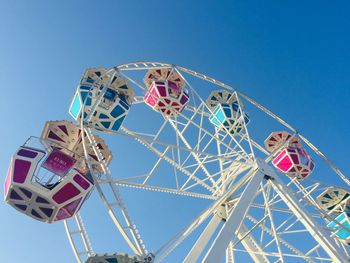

left=4, top=62, right=350, bottom=263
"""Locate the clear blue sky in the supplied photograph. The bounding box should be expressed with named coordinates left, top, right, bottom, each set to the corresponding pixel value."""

left=1, top=1, right=350, bottom=262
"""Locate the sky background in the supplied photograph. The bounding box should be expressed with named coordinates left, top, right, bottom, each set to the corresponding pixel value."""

left=0, top=1, right=350, bottom=262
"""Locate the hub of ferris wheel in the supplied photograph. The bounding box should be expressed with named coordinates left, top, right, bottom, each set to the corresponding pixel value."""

left=4, top=65, right=350, bottom=262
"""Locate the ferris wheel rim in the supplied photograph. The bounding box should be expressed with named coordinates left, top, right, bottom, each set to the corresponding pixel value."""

left=114, top=61, right=349, bottom=188
left=64, top=61, right=350, bottom=263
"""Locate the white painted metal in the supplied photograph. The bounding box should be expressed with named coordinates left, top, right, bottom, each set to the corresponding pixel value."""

left=237, top=224, right=270, bottom=263
left=203, top=164, right=265, bottom=262
left=184, top=214, right=222, bottom=263
left=64, top=213, right=93, bottom=263
left=270, top=176, right=349, bottom=262
left=84, top=127, right=147, bottom=256
left=63, top=61, right=350, bottom=263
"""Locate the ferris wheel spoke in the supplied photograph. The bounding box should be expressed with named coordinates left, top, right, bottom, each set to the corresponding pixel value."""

left=88, top=124, right=238, bottom=165
left=89, top=124, right=245, bottom=193
left=268, top=176, right=348, bottom=262
left=82, top=127, right=148, bottom=257
left=167, top=108, right=254, bottom=192
left=150, top=118, right=169, bottom=147
left=142, top=147, right=170, bottom=185
left=108, top=180, right=217, bottom=200
left=156, top=168, right=257, bottom=261
left=118, top=70, right=146, bottom=92
left=120, top=126, right=218, bottom=193
left=64, top=212, right=94, bottom=263
left=181, top=62, right=350, bottom=196
left=169, top=116, right=218, bottom=190
left=174, top=69, right=254, bottom=162
left=234, top=223, right=271, bottom=263
left=261, top=184, right=285, bottom=263
left=245, top=214, right=318, bottom=263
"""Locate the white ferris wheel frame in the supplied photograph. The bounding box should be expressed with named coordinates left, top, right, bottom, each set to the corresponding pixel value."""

left=63, top=62, right=350, bottom=263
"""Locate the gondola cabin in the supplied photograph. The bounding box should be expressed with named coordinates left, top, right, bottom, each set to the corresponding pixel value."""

left=209, top=102, right=250, bottom=135
left=207, top=90, right=250, bottom=136
left=264, top=131, right=315, bottom=180
left=4, top=138, right=93, bottom=223
left=69, top=68, right=135, bottom=131
left=144, top=80, right=189, bottom=116
left=271, top=146, right=315, bottom=180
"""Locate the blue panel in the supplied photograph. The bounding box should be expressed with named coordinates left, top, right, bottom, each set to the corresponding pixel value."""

left=223, top=107, right=232, bottom=118
left=327, top=212, right=350, bottom=240
left=111, top=104, right=126, bottom=118
left=232, top=101, right=239, bottom=111
left=210, top=104, right=227, bottom=127
left=69, top=94, right=82, bottom=119
left=324, top=193, right=332, bottom=199
left=101, top=121, right=111, bottom=129
left=80, top=85, right=92, bottom=90
left=223, top=121, right=231, bottom=129
left=214, top=106, right=226, bottom=123
left=119, top=99, right=130, bottom=110
left=111, top=115, right=126, bottom=131
left=86, top=77, right=95, bottom=84
left=209, top=114, right=222, bottom=126
left=105, top=258, right=118, bottom=263
left=99, top=113, right=109, bottom=119
left=80, top=91, right=88, bottom=103
left=104, top=88, right=117, bottom=101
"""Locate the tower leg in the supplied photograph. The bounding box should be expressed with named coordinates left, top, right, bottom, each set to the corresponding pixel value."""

left=203, top=166, right=264, bottom=263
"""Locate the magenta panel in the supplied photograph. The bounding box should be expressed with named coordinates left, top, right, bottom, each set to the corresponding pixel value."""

left=301, top=172, right=309, bottom=178
left=54, top=207, right=69, bottom=221
left=52, top=183, right=80, bottom=204
left=13, top=159, right=31, bottom=184
left=168, top=80, right=179, bottom=90
left=73, top=174, right=91, bottom=190
left=276, top=156, right=293, bottom=172
left=54, top=197, right=82, bottom=221
left=145, top=93, right=157, bottom=107
left=157, top=85, right=167, bottom=97
left=42, top=150, right=76, bottom=177
left=151, top=86, right=159, bottom=98
left=4, top=165, right=12, bottom=196
left=290, top=154, right=299, bottom=164
left=272, top=150, right=286, bottom=165
left=180, top=94, right=189, bottom=105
